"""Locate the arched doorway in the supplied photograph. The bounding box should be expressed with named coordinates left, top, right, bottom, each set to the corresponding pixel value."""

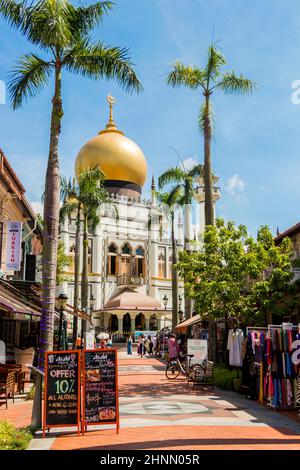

left=149, top=314, right=157, bottom=331
left=123, top=313, right=131, bottom=334
left=135, top=313, right=145, bottom=331
left=108, top=314, right=118, bottom=332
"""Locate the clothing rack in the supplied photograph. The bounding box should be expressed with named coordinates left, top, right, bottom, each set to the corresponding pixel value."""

left=246, top=326, right=268, bottom=334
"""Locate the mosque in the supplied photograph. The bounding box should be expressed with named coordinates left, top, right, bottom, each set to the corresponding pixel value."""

left=60, top=96, right=220, bottom=339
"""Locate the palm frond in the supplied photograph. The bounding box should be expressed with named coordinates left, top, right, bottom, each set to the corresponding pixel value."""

left=7, top=53, right=52, bottom=109
left=167, top=61, right=205, bottom=90
left=198, top=101, right=214, bottom=136
left=69, top=1, right=113, bottom=36
left=0, top=0, right=28, bottom=28
left=158, top=167, right=185, bottom=189
left=59, top=201, right=78, bottom=223
left=24, top=0, right=74, bottom=50
left=63, top=39, right=142, bottom=94
left=188, top=163, right=204, bottom=178
left=204, top=44, right=226, bottom=83
left=218, top=71, right=255, bottom=95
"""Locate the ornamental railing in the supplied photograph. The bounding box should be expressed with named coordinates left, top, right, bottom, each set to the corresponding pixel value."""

left=117, top=274, right=144, bottom=287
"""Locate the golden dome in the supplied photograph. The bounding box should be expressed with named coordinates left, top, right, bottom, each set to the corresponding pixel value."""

left=75, top=96, right=147, bottom=188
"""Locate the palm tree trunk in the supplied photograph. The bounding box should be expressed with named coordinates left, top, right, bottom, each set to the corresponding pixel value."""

left=171, top=213, right=178, bottom=330
left=184, top=202, right=193, bottom=319
left=72, top=204, right=81, bottom=348
left=39, top=65, right=62, bottom=369
left=81, top=213, right=89, bottom=338
left=203, top=92, right=214, bottom=227
left=204, top=92, right=216, bottom=362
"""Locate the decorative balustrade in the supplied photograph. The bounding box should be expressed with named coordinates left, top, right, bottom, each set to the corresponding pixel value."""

left=117, top=274, right=144, bottom=287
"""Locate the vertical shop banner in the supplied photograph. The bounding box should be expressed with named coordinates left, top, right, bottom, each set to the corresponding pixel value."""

left=43, top=350, right=81, bottom=436
left=83, top=349, right=119, bottom=433
left=6, top=221, right=22, bottom=271
left=187, top=339, right=208, bottom=365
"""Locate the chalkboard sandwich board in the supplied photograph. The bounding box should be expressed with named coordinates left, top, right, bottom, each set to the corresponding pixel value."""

left=43, top=350, right=81, bottom=437
left=82, top=348, right=119, bottom=434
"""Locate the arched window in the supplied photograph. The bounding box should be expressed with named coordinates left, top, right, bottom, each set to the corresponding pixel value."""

left=88, top=240, right=93, bottom=273
left=158, top=247, right=166, bottom=278
left=135, top=246, right=145, bottom=276
left=135, top=312, right=145, bottom=331
left=169, top=255, right=172, bottom=279
left=122, top=243, right=132, bottom=255
left=68, top=239, right=75, bottom=272
left=108, top=243, right=117, bottom=254
left=135, top=246, right=144, bottom=257
left=107, top=243, right=118, bottom=275
left=149, top=314, right=157, bottom=331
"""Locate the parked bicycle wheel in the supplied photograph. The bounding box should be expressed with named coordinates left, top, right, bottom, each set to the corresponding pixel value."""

left=165, top=362, right=180, bottom=379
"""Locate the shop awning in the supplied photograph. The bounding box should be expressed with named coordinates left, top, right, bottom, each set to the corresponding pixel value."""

left=0, top=291, right=41, bottom=317
left=64, top=304, right=90, bottom=322
left=175, top=314, right=201, bottom=332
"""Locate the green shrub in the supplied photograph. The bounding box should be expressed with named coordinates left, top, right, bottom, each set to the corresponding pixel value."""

left=0, top=421, right=32, bottom=450
left=214, top=366, right=239, bottom=390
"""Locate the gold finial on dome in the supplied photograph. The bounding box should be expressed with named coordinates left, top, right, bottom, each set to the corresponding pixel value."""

left=98, top=95, right=124, bottom=135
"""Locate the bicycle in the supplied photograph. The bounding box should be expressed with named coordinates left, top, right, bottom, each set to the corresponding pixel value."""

left=165, top=354, right=194, bottom=380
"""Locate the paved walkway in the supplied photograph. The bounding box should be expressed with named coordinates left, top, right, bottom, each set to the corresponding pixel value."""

left=29, top=350, right=300, bottom=450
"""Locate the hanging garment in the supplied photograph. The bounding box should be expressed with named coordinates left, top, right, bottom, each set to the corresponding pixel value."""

left=286, top=379, right=293, bottom=406
left=296, top=377, right=300, bottom=407
left=259, top=362, right=264, bottom=404
left=227, top=329, right=244, bottom=367
left=265, top=337, right=273, bottom=366
left=287, top=330, right=293, bottom=353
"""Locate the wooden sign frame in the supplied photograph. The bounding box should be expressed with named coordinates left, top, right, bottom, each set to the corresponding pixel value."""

left=82, top=348, right=119, bottom=434
left=43, top=350, right=81, bottom=437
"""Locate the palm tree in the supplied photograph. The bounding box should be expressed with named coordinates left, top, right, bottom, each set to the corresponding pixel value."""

left=167, top=44, right=255, bottom=227
left=60, top=166, right=112, bottom=346
left=158, top=162, right=203, bottom=319
left=1, top=0, right=142, bottom=366
left=156, top=189, right=182, bottom=330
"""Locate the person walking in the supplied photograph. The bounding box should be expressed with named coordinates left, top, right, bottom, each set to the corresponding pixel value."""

left=139, top=335, right=145, bottom=358
left=167, top=333, right=177, bottom=365
left=148, top=335, right=154, bottom=355
left=127, top=335, right=133, bottom=355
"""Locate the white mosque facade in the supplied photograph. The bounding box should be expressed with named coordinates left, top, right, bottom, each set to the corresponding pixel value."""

left=60, top=97, right=220, bottom=338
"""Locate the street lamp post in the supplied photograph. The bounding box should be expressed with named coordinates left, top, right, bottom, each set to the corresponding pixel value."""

left=58, top=292, right=68, bottom=350
left=178, top=294, right=184, bottom=322
left=90, top=293, right=95, bottom=329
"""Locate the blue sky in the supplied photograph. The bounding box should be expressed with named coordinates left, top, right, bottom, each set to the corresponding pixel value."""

left=0, top=0, right=300, bottom=236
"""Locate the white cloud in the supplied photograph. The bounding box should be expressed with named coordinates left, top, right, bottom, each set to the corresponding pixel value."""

left=30, top=201, right=43, bottom=216
left=182, top=156, right=199, bottom=171
left=225, top=174, right=246, bottom=196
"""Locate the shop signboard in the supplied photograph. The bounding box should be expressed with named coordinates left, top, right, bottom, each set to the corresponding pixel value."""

left=82, top=348, right=119, bottom=433
left=6, top=221, right=22, bottom=271
left=84, top=331, right=95, bottom=350
left=187, top=339, right=208, bottom=365
left=43, top=350, right=81, bottom=436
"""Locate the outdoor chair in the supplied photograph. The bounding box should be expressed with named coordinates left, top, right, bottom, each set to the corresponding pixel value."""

left=0, top=370, right=15, bottom=409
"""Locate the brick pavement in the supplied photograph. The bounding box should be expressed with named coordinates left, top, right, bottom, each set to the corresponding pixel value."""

left=40, top=352, right=300, bottom=450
